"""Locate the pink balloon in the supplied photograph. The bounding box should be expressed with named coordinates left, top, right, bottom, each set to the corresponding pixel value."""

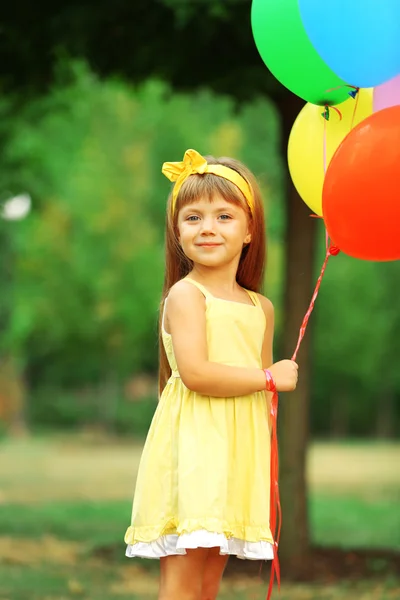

left=373, top=74, right=400, bottom=112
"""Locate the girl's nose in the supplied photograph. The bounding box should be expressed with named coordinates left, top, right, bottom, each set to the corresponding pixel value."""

left=200, top=218, right=216, bottom=235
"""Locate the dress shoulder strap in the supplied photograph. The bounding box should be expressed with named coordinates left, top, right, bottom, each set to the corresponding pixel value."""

left=245, top=289, right=261, bottom=308
left=183, top=278, right=213, bottom=299
left=161, top=297, right=169, bottom=334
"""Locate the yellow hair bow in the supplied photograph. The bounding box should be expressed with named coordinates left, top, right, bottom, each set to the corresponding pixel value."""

left=162, top=149, right=254, bottom=215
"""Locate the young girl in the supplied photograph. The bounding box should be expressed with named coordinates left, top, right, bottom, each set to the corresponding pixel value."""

left=124, top=149, right=298, bottom=600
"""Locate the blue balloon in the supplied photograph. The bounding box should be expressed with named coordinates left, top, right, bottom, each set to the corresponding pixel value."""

left=299, top=0, right=400, bottom=88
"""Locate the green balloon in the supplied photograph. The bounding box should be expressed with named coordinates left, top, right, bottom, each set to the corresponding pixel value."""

left=251, top=0, right=349, bottom=106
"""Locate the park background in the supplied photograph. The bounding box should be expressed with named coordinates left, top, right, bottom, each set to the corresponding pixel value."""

left=0, top=2, right=399, bottom=599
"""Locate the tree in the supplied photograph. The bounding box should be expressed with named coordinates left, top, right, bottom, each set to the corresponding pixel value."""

left=1, top=0, right=317, bottom=573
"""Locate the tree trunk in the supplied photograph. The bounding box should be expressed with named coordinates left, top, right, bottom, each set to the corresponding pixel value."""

left=0, top=221, right=28, bottom=437
left=0, top=356, right=28, bottom=437
left=375, top=387, right=396, bottom=439
left=276, top=93, right=318, bottom=576
left=330, top=388, right=350, bottom=439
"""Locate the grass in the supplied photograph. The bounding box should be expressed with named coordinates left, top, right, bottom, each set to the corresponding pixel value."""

left=0, top=494, right=398, bottom=552
left=0, top=435, right=399, bottom=599
left=1, top=564, right=399, bottom=600
left=311, top=495, right=400, bottom=549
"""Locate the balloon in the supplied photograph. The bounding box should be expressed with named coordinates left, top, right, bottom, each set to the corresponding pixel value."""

left=373, top=75, right=400, bottom=112
left=323, top=106, right=400, bottom=261
left=288, top=89, right=372, bottom=215
left=251, top=0, right=349, bottom=106
left=299, top=0, right=400, bottom=88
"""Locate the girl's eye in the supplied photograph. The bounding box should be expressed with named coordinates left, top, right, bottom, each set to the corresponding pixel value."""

left=185, top=214, right=232, bottom=221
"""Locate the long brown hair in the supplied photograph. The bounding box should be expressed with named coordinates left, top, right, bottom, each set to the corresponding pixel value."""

left=158, top=155, right=267, bottom=395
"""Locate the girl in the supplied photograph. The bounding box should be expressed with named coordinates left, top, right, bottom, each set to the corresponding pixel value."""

left=124, top=149, right=298, bottom=600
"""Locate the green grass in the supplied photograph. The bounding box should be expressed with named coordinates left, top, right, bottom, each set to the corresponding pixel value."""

left=0, top=564, right=399, bottom=600
left=0, top=494, right=398, bottom=552
left=310, top=495, right=400, bottom=550
left=0, top=500, right=128, bottom=548
left=0, top=438, right=399, bottom=599
left=0, top=494, right=399, bottom=600
left=0, top=563, right=123, bottom=600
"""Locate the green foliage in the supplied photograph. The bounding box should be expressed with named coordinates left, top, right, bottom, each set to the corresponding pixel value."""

left=1, top=61, right=282, bottom=391
left=163, top=0, right=244, bottom=23
left=28, top=387, right=157, bottom=436
left=1, top=60, right=399, bottom=436
left=0, top=0, right=281, bottom=102
left=312, top=234, right=400, bottom=436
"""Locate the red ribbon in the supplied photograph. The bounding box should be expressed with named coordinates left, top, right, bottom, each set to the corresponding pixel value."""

left=291, top=242, right=339, bottom=362
left=266, top=80, right=348, bottom=598
left=266, top=375, right=281, bottom=600
left=266, top=237, right=340, bottom=600
left=324, top=84, right=359, bottom=96
left=266, top=80, right=356, bottom=600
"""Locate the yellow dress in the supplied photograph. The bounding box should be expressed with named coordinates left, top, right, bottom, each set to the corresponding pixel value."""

left=125, top=278, right=273, bottom=560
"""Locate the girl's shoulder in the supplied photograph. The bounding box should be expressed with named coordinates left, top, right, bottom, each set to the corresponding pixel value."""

left=167, top=278, right=208, bottom=303
left=163, top=279, right=207, bottom=336
left=165, top=280, right=208, bottom=328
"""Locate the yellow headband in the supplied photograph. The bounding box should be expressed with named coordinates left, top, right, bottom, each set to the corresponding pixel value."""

left=162, top=149, right=254, bottom=215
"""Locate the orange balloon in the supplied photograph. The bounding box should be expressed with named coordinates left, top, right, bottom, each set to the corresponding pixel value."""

left=323, top=105, right=400, bottom=261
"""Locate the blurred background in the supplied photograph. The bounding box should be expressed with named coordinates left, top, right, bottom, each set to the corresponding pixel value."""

left=0, top=2, right=399, bottom=599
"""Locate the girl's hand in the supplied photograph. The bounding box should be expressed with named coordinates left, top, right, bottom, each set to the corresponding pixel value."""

left=267, top=360, right=298, bottom=392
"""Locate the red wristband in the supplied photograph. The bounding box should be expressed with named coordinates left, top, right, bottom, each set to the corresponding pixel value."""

left=263, top=369, right=277, bottom=393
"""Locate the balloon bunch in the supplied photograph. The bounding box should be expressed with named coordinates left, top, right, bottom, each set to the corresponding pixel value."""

left=251, top=3, right=400, bottom=598
left=252, top=0, right=400, bottom=261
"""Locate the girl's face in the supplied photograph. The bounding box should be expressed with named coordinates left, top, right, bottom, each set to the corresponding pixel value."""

left=177, top=194, right=251, bottom=269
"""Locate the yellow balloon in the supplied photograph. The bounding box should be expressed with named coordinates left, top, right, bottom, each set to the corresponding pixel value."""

left=287, top=89, right=373, bottom=215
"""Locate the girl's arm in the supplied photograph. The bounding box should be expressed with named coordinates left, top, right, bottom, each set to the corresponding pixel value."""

left=259, top=293, right=274, bottom=371
left=166, top=281, right=294, bottom=397
left=258, top=293, right=274, bottom=423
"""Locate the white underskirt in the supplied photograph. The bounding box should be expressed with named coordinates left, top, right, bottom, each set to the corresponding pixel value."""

left=126, top=529, right=274, bottom=561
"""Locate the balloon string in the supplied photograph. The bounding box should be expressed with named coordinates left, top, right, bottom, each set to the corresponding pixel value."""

left=266, top=236, right=339, bottom=600
left=350, top=88, right=360, bottom=131
left=264, top=230, right=340, bottom=600
left=291, top=240, right=340, bottom=362
left=323, top=109, right=327, bottom=174
left=322, top=105, right=343, bottom=123
left=330, top=106, right=343, bottom=120
left=324, top=84, right=359, bottom=94
left=266, top=382, right=280, bottom=600
left=267, top=80, right=350, bottom=598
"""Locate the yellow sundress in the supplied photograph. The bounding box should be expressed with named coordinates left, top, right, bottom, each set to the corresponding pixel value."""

left=125, top=278, right=274, bottom=560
